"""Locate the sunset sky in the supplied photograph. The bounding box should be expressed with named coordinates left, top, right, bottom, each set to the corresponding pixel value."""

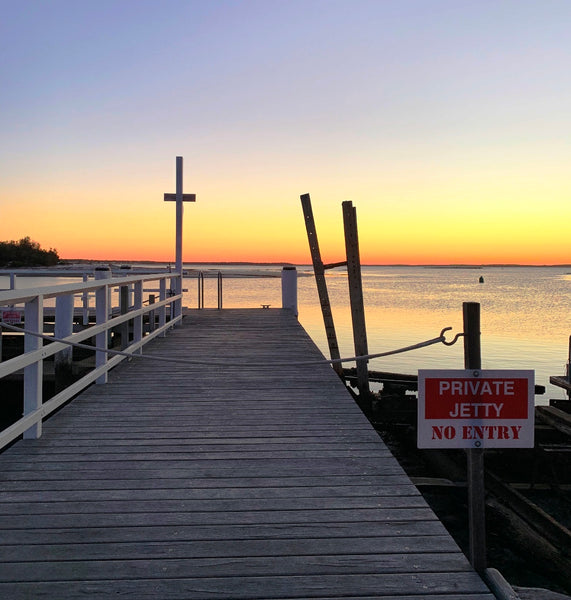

left=1, top=0, right=570, bottom=265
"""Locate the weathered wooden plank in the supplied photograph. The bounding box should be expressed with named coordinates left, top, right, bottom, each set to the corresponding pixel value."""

left=6, top=437, right=386, bottom=451
left=0, top=552, right=476, bottom=582
left=0, top=457, right=407, bottom=477
left=6, top=444, right=391, bottom=457
left=0, top=483, right=420, bottom=503
left=0, top=572, right=492, bottom=600
left=0, top=589, right=493, bottom=600
left=0, top=520, right=451, bottom=545
left=0, top=495, right=429, bottom=516
left=0, top=473, right=414, bottom=492
left=0, top=507, right=439, bottom=529
left=0, top=535, right=462, bottom=562
left=1, top=449, right=393, bottom=464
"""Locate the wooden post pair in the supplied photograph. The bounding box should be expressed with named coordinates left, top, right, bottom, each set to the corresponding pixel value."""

left=300, top=194, right=369, bottom=397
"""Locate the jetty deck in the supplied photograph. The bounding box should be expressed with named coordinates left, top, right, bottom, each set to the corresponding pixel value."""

left=0, top=309, right=494, bottom=599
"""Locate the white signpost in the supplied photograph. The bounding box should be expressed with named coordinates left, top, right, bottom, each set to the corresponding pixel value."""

left=418, top=369, right=535, bottom=449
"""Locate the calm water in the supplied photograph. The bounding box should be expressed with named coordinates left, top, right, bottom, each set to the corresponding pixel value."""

left=3, top=265, right=571, bottom=401
left=187, top=265, right=571, bottom=402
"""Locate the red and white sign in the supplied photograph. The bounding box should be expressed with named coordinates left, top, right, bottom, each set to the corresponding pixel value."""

left=1, top=309, right=22, bottom=325
left=418, top=369, right=534, bottom=449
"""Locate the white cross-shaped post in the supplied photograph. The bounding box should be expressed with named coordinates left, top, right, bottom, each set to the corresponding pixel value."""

left=164, top=156, right=196, bottom=319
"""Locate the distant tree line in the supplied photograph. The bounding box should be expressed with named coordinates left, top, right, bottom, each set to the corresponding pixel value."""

left=0, top=237, right=60, bottom=267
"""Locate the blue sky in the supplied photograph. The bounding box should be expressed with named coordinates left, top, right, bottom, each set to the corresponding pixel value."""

left=1, top=1, right=570, bottom=263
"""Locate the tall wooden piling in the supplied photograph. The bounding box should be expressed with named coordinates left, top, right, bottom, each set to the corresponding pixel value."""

left=463, top=301, right=486, bottom=573
left=342, top=201, right=369, bottom=397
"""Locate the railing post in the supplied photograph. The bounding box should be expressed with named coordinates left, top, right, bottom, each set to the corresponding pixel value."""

left=94, top=267, right=111, bottom=384
left=281, top=267, right=298, bottom=317
left=198, top=272, right=204, bottom=309
left=54, top=293, right=74, bottom=392
left=119, top=285, right=129, bottom=349
left=9, top=273, right=16, bottom=311
left=159, top=278, right=167, bottom=336
left=218, top=272, right=223, bottom=310
left=133, top=280, right=143, bottom=353
left=169, top=276, right=178, bottom=321
left=148, top=294, right=156, bottom=332
left=23, top=295, right=43, bottom=439
left=567, top=335, right=571, bottom=390
left=82, top=273, right=90, bottom=326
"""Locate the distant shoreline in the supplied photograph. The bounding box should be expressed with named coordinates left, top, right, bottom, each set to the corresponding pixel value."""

left=60, top=259, right=571, bottom=269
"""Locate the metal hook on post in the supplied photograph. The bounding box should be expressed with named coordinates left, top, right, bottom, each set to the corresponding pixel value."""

left=440, top=327, right=465, bottom=347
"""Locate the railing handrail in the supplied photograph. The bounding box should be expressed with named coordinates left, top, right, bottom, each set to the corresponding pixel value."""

left=0, top=273, right=175, bottom=305
left=0, top=271, right=182, bottom=450
left=196, top=270, right=223, bottom=310
left=0, top=294, right=176, bottom=379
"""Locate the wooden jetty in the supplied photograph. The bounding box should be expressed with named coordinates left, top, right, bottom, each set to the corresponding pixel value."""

left=0, top=309, right=495, bottom=598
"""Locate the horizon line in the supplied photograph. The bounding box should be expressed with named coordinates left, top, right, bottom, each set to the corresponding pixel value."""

left=60, top=258, right=571, bottom=268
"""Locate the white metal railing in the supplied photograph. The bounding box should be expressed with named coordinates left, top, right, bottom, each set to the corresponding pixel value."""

left=0, top=272, right=183, bottom=449
left=197, top=271, right=223, bottom=309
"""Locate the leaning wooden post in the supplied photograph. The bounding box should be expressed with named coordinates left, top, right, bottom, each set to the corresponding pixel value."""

left=300, top=193, right=343, bottom=377
left=463, top=301, right=487, bottom=572
left=342, top=201, right=370, bottom=397
left=23, top=294, right=43, bottom=439
left=54, top=293, right=74, bottom=392
left=281, top=267, right=298, bottom=317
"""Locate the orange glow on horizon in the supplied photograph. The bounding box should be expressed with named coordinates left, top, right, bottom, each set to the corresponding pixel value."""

left=2, top=171, right=569, bottom=267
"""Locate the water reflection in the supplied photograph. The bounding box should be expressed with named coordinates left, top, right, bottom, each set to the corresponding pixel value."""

left=2, top=266, right=570, bottom=402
